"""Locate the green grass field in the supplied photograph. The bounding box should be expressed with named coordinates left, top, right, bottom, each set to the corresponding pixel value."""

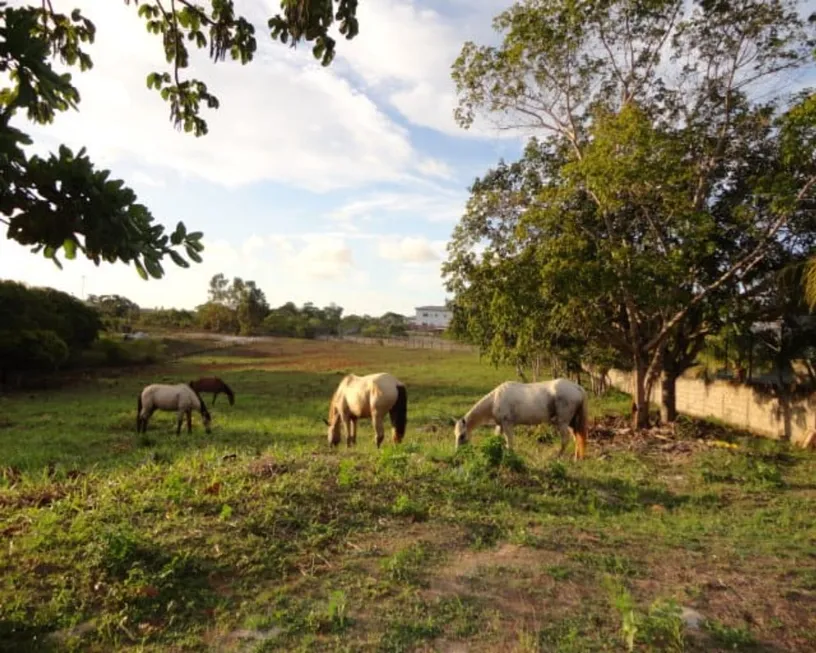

left=1, top=338, right=815, bottom=652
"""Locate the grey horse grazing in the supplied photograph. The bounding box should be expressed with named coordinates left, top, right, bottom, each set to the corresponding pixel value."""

left=454, top=378, right=589, bottom=460
left=137, top=383, right=212, bottom=435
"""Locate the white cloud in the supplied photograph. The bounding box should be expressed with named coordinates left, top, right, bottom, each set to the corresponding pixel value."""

left=397, top=268, right=447, bottom=295
left=336, top=0, right=518, bottom=139
left=242, top=235, right=266, bottom=260
left=131, top=170, right=165, bottom=188
left=286, top=236, right=355, bottom=280
left=9, top=0, right=450, bottom=192
left=417, top=158, right=454, bottom=179
left=329, top=191, right=465, bottom=226
left=377, top=236, right=441, bottom=263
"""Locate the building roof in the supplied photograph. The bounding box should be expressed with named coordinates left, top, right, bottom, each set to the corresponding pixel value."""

left=415, top=305, right=450, bottom=312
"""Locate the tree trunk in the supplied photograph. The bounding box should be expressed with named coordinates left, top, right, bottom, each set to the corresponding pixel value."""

left=660, top=369, right=678, bottom=423
left=632, top=362, right=650, bottom=429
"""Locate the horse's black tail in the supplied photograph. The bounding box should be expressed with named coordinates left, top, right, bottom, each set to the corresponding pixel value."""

left=222, top=382, right=235, bottom=406
left=136, top=393, right=143, bottom=432
left=390, top=384, right=408, bottom=443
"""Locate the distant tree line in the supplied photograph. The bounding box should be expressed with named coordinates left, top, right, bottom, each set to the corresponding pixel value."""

left=86, top=274, right=411, bottom=339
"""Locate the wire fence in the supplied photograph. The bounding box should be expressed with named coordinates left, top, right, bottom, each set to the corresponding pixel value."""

left=317, top=334, right=477, bottom=352
left=158, top=330, right=478, bottom=353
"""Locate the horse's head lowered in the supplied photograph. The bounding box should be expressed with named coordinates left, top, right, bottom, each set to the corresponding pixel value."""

left=201, top=406, right=213, bottom=434
left=454, top=418, right=469, bottom=448
left=191, top=388, right=212, bottom=434
left=324, top=413, right=342, bottom=446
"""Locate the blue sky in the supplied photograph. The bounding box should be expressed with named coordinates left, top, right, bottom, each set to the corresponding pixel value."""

left=2, top=0, right=815, bottom=316
left=0, top=0, right=523, bottom=316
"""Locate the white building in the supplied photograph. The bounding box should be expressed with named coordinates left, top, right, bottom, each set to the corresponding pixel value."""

left=413, top=305, right=452, bottom=330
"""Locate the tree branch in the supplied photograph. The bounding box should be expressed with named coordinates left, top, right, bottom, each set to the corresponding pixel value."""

left=692, top=32, right=745, bottom=211
left=176, top=0, right=215, bottom=26
left=646, top=174, right=816, bottom=352
left=157, top=0, right=183, bottom=90
left=640, top=3, right=682, bottom=90
left=596, top=22, right=630, bottom=104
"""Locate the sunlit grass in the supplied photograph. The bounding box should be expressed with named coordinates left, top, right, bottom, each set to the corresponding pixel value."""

left=0, top=338, right=813, bottom=652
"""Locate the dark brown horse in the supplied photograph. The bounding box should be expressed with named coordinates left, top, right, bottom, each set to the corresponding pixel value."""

left=188, top=377, right=235, bottom=406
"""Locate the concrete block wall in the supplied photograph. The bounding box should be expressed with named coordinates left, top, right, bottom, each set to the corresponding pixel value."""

left=607, top=370, right=815, bottom=446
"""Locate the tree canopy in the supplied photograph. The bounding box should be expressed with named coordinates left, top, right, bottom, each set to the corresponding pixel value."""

left=0, top=1, right=360, bottom=276
left=447, top=0, right=816, bottom=426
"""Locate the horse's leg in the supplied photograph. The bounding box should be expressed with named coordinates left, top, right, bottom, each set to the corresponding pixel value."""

left=186, top=410, right=192, bottom=434
left=500, top=420, right=515, bottom=449
left=373, top=411, right=386, bottom=448
left=350, top=417, right=358, bottom=446
left=176, top=411, right=183, bottom=435
left=344, top=416, right=354, bottom=447
left=556, top=422, right=571, bottom=458
left=140, top=408, right=154, bottom=433
left=212, top=393, right=217, bottom=405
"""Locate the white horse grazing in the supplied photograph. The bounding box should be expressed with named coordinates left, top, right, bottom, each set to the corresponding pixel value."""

left=137, top=383, right=212, bottom=435
left=324, top=373, right=407, bottom=448
left=454, top=378, right=589, bottom=460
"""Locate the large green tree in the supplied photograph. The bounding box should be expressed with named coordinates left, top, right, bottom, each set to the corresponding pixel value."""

left=449, top=0, right=816, bottom=427
left=203, top=273, right=269, bottom=334
left=1, top=1, right=360, bottom=276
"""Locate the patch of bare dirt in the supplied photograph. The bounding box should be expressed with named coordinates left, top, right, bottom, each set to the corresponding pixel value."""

left=424, top=543, right=561, bottom=620
left=246, top=456, right=289, bottom=479
left=348, top=521, right=466, bottom=561
left=203, top=625, right=283, bottom=653
left=630, top=550, right=816, bottom=652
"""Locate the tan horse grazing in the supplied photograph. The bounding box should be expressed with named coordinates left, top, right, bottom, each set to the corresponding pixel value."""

left=188, top=377, right=235, bottom=406
left=454, top=378, right=589, bottom=460
left=324, top=373, right=408, bottom=448
left=137, top=383, right=212, bottom=435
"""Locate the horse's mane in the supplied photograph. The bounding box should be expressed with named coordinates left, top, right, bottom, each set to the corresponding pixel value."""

left=328, top=375, right=355, bottom=423
left=187, top=383, right=210, bottom=415
left=463, top=389, right=497, bottom=429
left=328, top=385, right=342, bottom=422
left=467, top=390, right=494, bottom=418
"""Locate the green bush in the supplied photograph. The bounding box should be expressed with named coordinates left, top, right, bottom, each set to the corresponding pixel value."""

left=0, top=280, right=101, bottom=353
left=0, top=329, right=69, bottom=373
left=81, top=337, right=167, bottom=367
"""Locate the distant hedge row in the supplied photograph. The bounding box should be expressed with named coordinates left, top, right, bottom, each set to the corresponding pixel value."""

left=0, top=280, right=102, bottom=380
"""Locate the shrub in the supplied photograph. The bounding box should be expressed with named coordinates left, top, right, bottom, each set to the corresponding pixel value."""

left=0, top=329, right=69, bottom=374
left=0, top=280, right=101, bottom=353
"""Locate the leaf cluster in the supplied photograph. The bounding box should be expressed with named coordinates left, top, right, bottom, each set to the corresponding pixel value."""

left=2, top=1, right=363, bottom=278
